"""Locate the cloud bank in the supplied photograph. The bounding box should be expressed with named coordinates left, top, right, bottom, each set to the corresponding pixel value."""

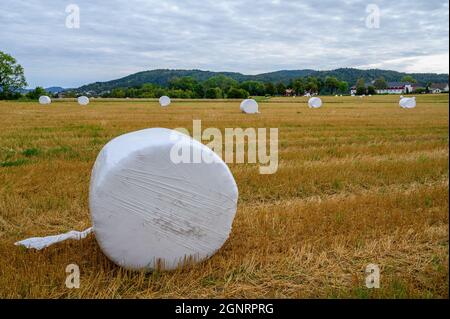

left=1, top=0, right=448, bottom=87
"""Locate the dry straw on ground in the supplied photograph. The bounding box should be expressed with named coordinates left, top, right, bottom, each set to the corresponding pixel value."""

left=0, top=95, right=448, bottom=298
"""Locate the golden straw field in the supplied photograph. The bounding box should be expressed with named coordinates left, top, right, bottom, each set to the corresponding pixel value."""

left=0, top=94, right=448, bottom=298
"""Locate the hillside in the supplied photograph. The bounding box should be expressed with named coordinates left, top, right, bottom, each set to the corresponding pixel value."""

left=75, top=68, right=448, bottom=94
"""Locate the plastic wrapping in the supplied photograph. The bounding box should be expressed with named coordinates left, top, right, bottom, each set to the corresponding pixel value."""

left=39, top=96, right=51, bottom=105
left=240, top=99, right=259, bottom=114
left=399, top=97, right=416, bottom=109
left=15, top=228, right=93, bottom=250
left=159, top=96, right=171, bottom=107
left=78, top=96, right=90, bottom=105
left=89, top=128, right=239, bottom=270
left=308, top=97, right=322, bottom=108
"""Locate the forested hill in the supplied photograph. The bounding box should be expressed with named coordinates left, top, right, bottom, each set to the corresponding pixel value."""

left=75, top=68, right=448, bottom=94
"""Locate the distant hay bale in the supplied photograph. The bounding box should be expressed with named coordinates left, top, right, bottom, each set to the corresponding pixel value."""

left=240, top=99, right=259, bottom=114
left=308, top=97, right=322, bottom=108
left=159, top=96, right=171, bottom=107
left=38, top=96, right=51, bottom=105
left=77, top=96, right=90, bottom=105
left=399, top=97, right=416, bottom=109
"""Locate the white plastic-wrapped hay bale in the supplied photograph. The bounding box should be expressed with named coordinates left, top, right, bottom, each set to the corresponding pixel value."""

left=308, top=97, right=322, bottom=108
left=16, top=128, right=239, bottom=271
left=39, top=95, right=51, bottom=105
left=89, top=128, right=238, bottom=270
left=240, top=99, right=259, bottom=114
left=78, top=96, right=89, bottom=105
left=399, top=97, right=416, bottom=109
left=159, top=96, right=171, bottom=107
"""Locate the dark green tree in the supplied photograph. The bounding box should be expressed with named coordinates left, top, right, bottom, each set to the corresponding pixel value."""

left=292, top=78, right=305, bottom=95
left=373, top=77, right=388, bottom=89
left=239, top=81, right=265, bottom=96
left=264, top=82, right=276, bottom=96
left=305, top=76, right=321, bottom=94
left=26, top=87, right=48, bottom=99
left=111, top=88, right=126, bottom=98
left=367, top=86, right=376, bottom=95
left=275, top=82, right=286, bottom=95
left=204, top=87, right=223, bottom=99
left=203, top=75, right=237, bottom=93
left=355, top=78, right=366, bottom=95
left=169, top=76, right=203, bottom=98
left=401, top=75, right=417, bottom=84
left=0, top=51, right=27, bottom=99
left=338, top=81, right=349, bottom=94
left=324, top=76, right=339, bottom=94
left=227, top=87, right=249, bottom=99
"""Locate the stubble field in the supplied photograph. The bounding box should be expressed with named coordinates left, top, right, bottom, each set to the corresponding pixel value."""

left=0, top=94, right=448, bottom=298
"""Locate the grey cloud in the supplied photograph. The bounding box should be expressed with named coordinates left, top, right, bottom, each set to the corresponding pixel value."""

left=0, top=0, right=448, bottom=88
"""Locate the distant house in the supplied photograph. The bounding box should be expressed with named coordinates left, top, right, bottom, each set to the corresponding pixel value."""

left=429, top=83, right=449, bottom=94
left=285, top=89, right=295, bottom=96
left=377, top=82, right=415, bottom=94
left=350, top=82, right=414, bottom=95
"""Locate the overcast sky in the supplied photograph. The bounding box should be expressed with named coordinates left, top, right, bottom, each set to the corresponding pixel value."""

left=1, top=0, right=448, bottom=88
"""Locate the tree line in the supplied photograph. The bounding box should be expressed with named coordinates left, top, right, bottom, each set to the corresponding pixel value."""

left=81, top=75, right=350, bottom=99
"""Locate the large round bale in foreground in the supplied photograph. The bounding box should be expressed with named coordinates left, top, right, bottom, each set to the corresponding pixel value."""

left=308, top=97, right=322, bottom=108
left=399, top=97, right=416, bottom=109
left=89, top=128, right=239, bottom=271
left=240, top=99, right=259, bottom=114
left=78, top=96, right=90, bottom=105
left=159, top=95, right=171, bottom=107
left=39, top=95, right=51, bottom=105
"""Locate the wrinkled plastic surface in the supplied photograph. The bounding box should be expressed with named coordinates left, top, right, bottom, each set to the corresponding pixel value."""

left=240, top=99, right=259, bottom=114
left=89, top=128, right=238, bottom=271
left=39, top=96, right=51, bottom=105
left=399, top=97, right=416, bottom=109
left=308, top=97, right=322, bottom=108
left=159, top=96, right=171, bottom=107
left=15, top=228, right=93, bottom=250
left=78, top=96, right=90, bottom=105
